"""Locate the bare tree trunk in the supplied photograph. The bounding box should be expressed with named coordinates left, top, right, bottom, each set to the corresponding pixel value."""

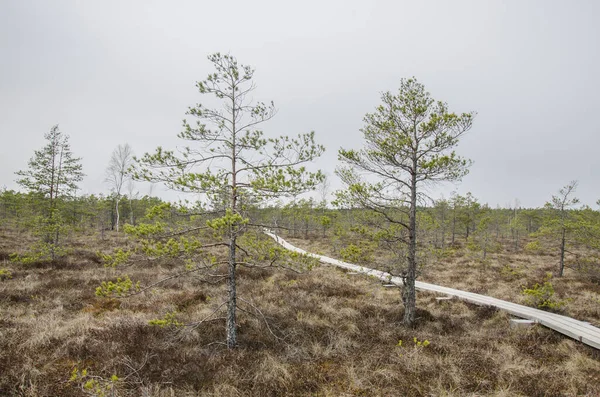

left=115, top=195, right=120, bottom=232
left=226, top=234, right=237, bottom=348
left=403, top=166, right=417, bottom=327
left=452, top=207, right=456, bottom=244
left=51, top=146, right=65, bottom=260
left=226, top=90, right=239, bottom=349
left=559, top=228, right=566, bottom=277
left=441, top=207, right=446, bottom=250
left=109, top=202, right=115, bottom=231
left=304, top=218, right=308, bottom=239
left=292, top=215, right=297, bottom=238
left=483, top=233, right=488, bottom=260
left=129, top=198, right=135, bottom=225
left=107, top=144, right=133, bottom=230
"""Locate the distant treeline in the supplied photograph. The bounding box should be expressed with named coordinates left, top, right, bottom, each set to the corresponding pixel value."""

left=0, top=189, right=162, bottom=233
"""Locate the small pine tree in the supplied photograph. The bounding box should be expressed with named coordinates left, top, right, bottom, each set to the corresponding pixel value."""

left=132, top=53, right=324, bottom=348
left=15, top=125, right=84, bottom=259
left=539, top=181, right=580, bottom=277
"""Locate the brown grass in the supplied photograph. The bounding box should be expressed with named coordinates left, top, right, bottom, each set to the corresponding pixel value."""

left=0, top=229, right=599, bottom=396
left=291, top=236, right=600, bottom=327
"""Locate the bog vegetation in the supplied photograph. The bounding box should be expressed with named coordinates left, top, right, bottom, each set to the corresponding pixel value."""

left=1, top=53, right=599, bottom=396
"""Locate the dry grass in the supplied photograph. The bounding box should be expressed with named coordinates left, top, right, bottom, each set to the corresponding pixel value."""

left=291, top=236, right=600, bottom=327
left=0, top=229, right=599, bottom=396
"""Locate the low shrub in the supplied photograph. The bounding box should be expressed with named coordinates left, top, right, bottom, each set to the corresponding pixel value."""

left=522, top=273, right=568, bottom=311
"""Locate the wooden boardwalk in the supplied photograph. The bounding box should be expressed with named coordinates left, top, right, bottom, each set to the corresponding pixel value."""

left=265, top=231, right=600, bottom=351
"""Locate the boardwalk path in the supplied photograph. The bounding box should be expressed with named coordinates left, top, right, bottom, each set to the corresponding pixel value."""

left=265, top=231, right=600, bottom=351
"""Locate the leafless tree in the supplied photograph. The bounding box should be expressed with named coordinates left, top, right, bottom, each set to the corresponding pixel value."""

left=125, top=178, right=139, bottom=225
left=105, top=144, right=134, bottom=232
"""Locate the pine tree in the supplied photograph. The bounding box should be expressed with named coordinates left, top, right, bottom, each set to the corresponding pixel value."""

left=15, top=125, right=84, bottom=258
left=336, top=78, right=475, bottom=326
left=132, top=53, right=324, bottom=348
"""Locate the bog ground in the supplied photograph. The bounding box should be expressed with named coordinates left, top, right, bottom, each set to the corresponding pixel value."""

left=1, top=230, right=599, bottom=397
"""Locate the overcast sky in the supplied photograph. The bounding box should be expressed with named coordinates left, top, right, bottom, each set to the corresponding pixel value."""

left=1, top=0, right=598, bottom=208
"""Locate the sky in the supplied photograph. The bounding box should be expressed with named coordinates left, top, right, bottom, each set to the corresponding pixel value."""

left=1, top=0, right=598, bottom=208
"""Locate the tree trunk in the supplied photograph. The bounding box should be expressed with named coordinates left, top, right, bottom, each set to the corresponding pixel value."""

left=483, top=233, right=488, bottom=260
left=304, top=218, right=308, bottom=239
left=226, top=235, right=238, bottom=348
left=452, top=208, right=456, bottom=244
left=559, top=227, right=566, bottom=277
left=129, top=198, right=135, bottom=225
left=226, top=91, right=239, bottom=349
left=52, top=213, right=59, bottom=260
left=292, top=216, right=297, bottom=238
left=110, top=202, right=115, bottom=231
left=51, top=146, right=65, bottom=260
left=403, top=167, right=417, bottom=327
left=440, top=208, right=446, bottom=250
left=115, top=195, right=120, bottom=232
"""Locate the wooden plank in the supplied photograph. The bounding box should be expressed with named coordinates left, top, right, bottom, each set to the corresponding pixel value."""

left=510, top=319, right=536, bottom=328
left=264, top=231, right=600, bottom=351
left=420, top=283, right=600, bottom=341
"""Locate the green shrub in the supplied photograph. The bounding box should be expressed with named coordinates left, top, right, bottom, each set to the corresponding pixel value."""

left=522, top=273, right=567, bottom=311
left=430, top=247, right=456, bottom=260
left=97, top=248, right=132, bottom=268
left=466, top=237, right=480, bottom=252
left=396, top=337, right=431, bottom=357
left=10, top=242, right=69, bottom=264
left=340, top=242, right=375, bottom=265
left=69, top=367, right=120, bottom=397
left=149, top=311, right=184, bottom=328
left=500, top=264, right=523, bottom=280
left=524, top=240, right=541, bottom=253
left=95, top=275, right=140, bottom=297
left=0, top=268, right=12, bottom=281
